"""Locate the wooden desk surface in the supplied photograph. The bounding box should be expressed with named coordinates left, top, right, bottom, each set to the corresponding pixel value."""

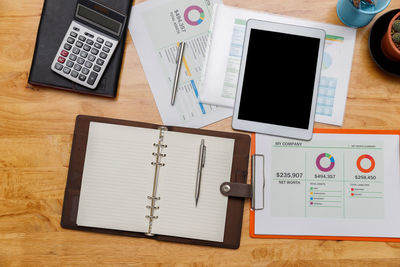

left=1, top=0, right=400, bottom=265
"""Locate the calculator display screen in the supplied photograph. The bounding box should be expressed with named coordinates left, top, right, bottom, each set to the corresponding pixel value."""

left=76, top=4, right=122, bottom=35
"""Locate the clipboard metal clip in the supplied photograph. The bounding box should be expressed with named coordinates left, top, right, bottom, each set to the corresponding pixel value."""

left=251, top=154, right=265, bottom=211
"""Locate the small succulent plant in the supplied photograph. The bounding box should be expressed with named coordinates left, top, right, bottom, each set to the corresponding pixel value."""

left=393, top=20, right=400, bottom=33
left=393, top=33, right=400, bottom=44
left=392, top=18, right=400, bottom=49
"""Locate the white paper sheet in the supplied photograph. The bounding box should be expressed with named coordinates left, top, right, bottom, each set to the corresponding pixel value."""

left=129, top=0, right=232, bottom=128
left=200, top=5, right=356, bottom=126
left=76, top=122, right=158, bottom=233
left=154, top=131, right=234, bottom=242
left=253, top=133, right=400, bottom=238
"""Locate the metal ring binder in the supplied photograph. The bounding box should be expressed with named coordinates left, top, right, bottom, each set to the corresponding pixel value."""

left=152, top=152, right=166, bottom=157
left=151, top=162, right=165, bottom=166
left=153, top=143, right=167, bottom=148
left=145, top=215, right=159, bottom=219
left=251, top=154, right=265, bottom=211
left=145, top=126, right=168, bottom=236
left=147, top=196, right=160, bottom=200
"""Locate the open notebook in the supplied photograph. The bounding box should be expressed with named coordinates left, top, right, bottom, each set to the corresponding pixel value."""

left=61, top=115, right=251, bottom=248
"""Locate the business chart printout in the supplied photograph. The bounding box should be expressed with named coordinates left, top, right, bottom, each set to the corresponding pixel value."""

left=129, top=0, right=232, bottom=128
left=270, top=139, right=384, bottom=219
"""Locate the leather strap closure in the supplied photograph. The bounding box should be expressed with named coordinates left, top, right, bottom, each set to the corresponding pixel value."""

left=220, top=182, right=252, bottom=198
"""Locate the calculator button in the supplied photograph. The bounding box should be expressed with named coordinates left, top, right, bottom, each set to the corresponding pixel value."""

left=67, top=37, right=75, bottom=44
left=96, top=58, right=104, bottom=66
left=64, top=43, right=72, bottom=50
left=61, top=50, right=69, bottom=57
left=102, top=46, right=110, bottom=53
left=96, top=37, right=104, bottom=43
left=99, top=52, right=107, bottom=59
left=78, top=35, right=86, bottom=42
left=87, top=71, right=98, bottom=86
left=76, top=41, right=83, bottom=48
left=93, top=65, right=101, bottom=72
left=84, top=61, right=93, bottom=68
left=69, top=54, right=77, bottom=61
left=77, top=57, right=85, bottom=65
left=80, top=51, right=88, bottom=58
left=82, top=68, right=90, bottom=75
left=71, top=70, right=79, bottom=78
left=74, top=64, right=82, bottom=71
left=63, top=67, right=71, bottom=74
left=73, top=27, right=80, bottom=31
left=91, top=48, right=99, bottom=55
left=70, top=31, right=78, bottom=37
left=94, top=42, right=101, bottom=49
left=57, top=56, right=66, bottom=63
left=72, top=47, right=80, bottom=54
left=86, top=39, right=94, bottom=45
left=84, top=32, right=94, bottom=38
left=54, top=63, right=63, bottom=70
left=88, top=55, right=96, bottom=62
left=105, top=41, right=112, bottom=47
left=79, top=74, right=86, bottom=81
left=83, top=44, right=91, bottom=51
left=66, top=60, right=74, bottom=68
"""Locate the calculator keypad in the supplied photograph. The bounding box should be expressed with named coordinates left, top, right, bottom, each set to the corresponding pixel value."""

left=51, top=21, right=118, bottom=89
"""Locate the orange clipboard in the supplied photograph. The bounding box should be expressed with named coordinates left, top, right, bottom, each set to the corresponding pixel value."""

left=249, top=128, right=400, bottom=242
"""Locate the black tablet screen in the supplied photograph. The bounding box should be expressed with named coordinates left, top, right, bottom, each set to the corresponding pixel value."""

left=237, top=29, right=320, bottom=129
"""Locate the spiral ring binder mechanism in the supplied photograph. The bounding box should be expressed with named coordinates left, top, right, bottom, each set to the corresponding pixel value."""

left=251, top=154, right=265, bottom=211
left=145, top=126, right=168, bottom=236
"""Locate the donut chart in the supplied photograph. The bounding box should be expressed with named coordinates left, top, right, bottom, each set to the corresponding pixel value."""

left=356, top=154, right=375, bottom=173
left=184, top=5, right=205, bottom=26
left=316, top=153, right=335, bottom=172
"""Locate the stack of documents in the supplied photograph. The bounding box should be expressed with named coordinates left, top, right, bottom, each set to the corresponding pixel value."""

left=129, top=0, right=231, bottom=128
left=129, top=0, right=356, bottom=127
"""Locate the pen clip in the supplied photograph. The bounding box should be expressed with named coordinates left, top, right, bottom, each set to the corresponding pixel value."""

left=201, top=145, right=206, bottom=167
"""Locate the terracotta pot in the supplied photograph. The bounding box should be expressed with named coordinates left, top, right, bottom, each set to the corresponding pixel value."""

left=381, top=11, right=400, bottom=61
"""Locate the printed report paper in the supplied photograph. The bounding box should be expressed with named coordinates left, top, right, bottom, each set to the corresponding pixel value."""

left=200, top=5, right=356, bottom=126
left=253, top=133, right=400, bottom=238
left=129, top=0, right=231, bottom=128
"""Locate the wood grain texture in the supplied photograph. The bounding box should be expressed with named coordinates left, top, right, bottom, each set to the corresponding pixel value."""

left=1, top=0, right=400, bottom=265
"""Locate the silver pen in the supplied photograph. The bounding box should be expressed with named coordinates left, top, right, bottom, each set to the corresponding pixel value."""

left=171, top=41, right=185, bottom=105
left=195, top=139, right=206, bottom=206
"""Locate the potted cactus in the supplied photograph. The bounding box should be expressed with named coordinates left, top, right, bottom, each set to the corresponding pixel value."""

left=381, top=11, right=400, bottom=61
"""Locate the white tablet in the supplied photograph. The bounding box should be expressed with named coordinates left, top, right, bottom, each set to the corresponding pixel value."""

left=232, top=19, right=325, bottom=140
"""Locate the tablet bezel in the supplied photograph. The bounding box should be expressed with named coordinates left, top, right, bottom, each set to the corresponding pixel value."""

left=232, top=19, right=325, bottom=140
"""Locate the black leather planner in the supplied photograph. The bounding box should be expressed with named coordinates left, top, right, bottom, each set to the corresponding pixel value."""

left=28, top=0, right=133, bottom=97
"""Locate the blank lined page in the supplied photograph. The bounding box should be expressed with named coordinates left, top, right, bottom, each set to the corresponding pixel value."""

left=76, top=122, right=158, bottom=233
left=153, top=132, right=235, bottom=242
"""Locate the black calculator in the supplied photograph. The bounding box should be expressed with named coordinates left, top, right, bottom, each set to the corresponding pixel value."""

left=51, top=0, right=126, bottom=89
